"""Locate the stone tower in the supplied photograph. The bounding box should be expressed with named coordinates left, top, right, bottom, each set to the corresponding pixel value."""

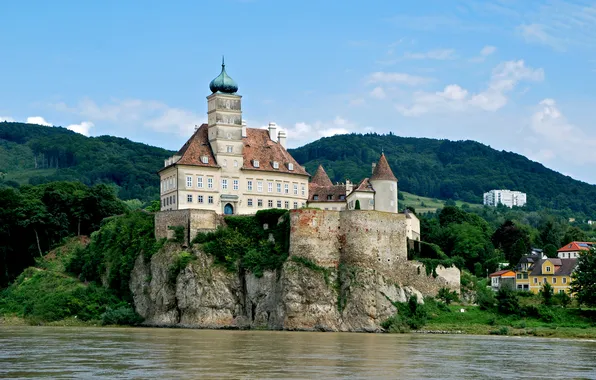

left=370, top=153, right=398, bottom=213
left=206, top=57, right=243, bottom=170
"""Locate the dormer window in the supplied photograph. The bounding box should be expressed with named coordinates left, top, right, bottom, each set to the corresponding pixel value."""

left=253, top=160, right=260, bottom=168
left=327, top=195, right=333, bottom=200
left=288, top=163, right=294, bottom=171
left=313, top=195, right=319, bottom=200
left=201, top=156, right=209, bottom=164
left=272, top=161, right=279, bottom=169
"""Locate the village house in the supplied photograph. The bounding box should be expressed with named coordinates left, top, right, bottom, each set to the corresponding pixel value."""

left=557, top=241, right=595, bottom=259
left=528, top=258, right=577, bottom=294
left=489, top=269, right=516, bottom=291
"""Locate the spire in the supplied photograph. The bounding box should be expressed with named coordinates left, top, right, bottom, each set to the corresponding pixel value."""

left=311, top=165, right=333, bottom=187
left=370, top=153, right=397, bottom=181
left=209, top=56, right=239, bottom=94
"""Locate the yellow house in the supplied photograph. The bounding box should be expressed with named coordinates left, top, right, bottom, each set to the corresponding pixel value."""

left=528, top=258, right=577, bottom=295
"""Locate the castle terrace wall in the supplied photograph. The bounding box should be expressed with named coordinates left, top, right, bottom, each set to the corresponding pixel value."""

left=339, top=211, right=407, bottom=277
left=289, top=209, right=341, bottom=267
left=155, top=209, right=221, bottom=245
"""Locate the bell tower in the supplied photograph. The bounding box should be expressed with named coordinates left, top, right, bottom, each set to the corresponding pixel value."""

left=206, top=57, right=243, bottom=168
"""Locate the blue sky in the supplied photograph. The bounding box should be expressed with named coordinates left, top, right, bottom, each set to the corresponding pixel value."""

left=2, top=0, right=596, bottom=184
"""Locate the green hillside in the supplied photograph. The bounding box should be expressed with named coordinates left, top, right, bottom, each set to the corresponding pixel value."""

left=400, top=191, right=483, bottom=214
left=0, top=122, right=174, bottom=201
left=288, top=133, right=596, bottom=218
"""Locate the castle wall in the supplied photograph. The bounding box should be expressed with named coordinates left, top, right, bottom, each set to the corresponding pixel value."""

left=339, top=211, right=407, bottom=277
left=155, top=209, right=222, bottom=245
left=289, top=209, right=341, bottom=267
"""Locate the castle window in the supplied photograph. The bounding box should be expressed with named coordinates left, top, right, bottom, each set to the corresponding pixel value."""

left=258, top=199, right=263, bottom=207
left=186, top=176, right=193, bottom=188
left=277, top=183, right=282, bottom=193
left=207, top=177, right=213, bottom=189
left=284, top=183, right=289, bottom=194
left=234, top=160, right=238, bottom=168
left=201, top=156, right=209, bottom=164
left=208, top=196, right=214, bottom=204
left=288, top=163, right=294, bottom=171
left=197, top=176, right=203, bottom=188
left=198, top=195, right=204, bottom=203
left=222, top=159, right=227, bottom=167
left=339, top=195, right=345, bottom=200
left=268, top=200, right=273, bottom=207
left=313, top=195, right=319, bottom=200
left=285, top=201, right=289, bottom=209
left=272, top=161, right=279, bottom=169
left=227, top=145, right=233, bottom=153
left=268, top=182, right=273, bottom=193
left=327, top=195, right=333, bottom=200
left=222, top=179, right=228, bottom=190
left=247, top=180, right=253, bottom=191
left=248, top=198, right=253, bottom=207
left=187, top=194, right=193, bottom=203
left=277, top=200, right=282, bottom=208
left=293, top=201, right=298, bottom=209
left=293, top=184, right=298, bottom=195
left=301, top=185, right=305, bottom=196
left=369, top=199, right=374, bottom=206
left=233, top=179, right=239, bottom=190
left=253, top=160, right=260, bottom=168
left=257, top=181, right=263, bottom=192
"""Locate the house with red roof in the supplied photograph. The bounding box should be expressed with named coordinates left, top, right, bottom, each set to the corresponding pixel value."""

left=557, top=241, right=595, bottom=259
left=489, top=269, right=516, bottom=291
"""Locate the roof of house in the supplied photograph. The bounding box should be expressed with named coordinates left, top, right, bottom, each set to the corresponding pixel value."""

left=311, top=165, right=333, bottom=187
left=530, top=258, right=577, bottom=276
left=489, top=269, right=516, bottom=278
left=308, top=183, right=346, bottom=202
left=370, top=153, right=397, bottom=182
left=353, top=178, right=374, bottom=193
left=557, top=241, right=595, bottom=252
left=169, top=124, right=308, bottom=176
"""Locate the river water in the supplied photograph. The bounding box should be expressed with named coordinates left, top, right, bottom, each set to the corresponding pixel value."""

left=1, top=326, right=595, bottom=379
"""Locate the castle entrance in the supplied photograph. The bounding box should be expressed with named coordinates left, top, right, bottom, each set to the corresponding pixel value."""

left=224, top=203, right=234, bottom=215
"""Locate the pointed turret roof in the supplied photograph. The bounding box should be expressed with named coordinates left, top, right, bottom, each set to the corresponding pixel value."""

left=311, top=165, right=333, bottom=187
left=370, top=153, right=397, bottom=181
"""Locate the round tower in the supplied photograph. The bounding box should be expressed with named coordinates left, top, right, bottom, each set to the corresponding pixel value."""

left=369, top=153, right=398, bottom=213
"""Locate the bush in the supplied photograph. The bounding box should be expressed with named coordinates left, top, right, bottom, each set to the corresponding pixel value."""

left=496, top=288, right=521, bottom=315
left=101, top=304, right=143, bottom=326
left=554, top=291, right=572, bottom=308
left=168, top=251, right=195, bottom=285
left=476, top=286, right=496, bottom=311
left=167, top=225, right=185, bottom=243
left=382, top=295, right=428, bottom=333
left=541, top=282, right=554, bottom=306
left=437, top=288, right=459, bottom=305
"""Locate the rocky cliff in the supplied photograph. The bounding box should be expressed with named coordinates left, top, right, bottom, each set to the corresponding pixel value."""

left=130, top=209, right=459, bottom=332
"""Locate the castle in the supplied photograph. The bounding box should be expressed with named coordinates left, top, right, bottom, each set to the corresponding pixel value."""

left=158, top=59, right=402, bottom=219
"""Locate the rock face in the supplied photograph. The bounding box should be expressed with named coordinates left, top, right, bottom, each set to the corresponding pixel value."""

left=130, top=209, right=460, bottom=332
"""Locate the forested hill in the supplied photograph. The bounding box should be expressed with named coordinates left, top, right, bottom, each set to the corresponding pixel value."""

left=0, top=122, right=174, bottom=201
left=288, top=133, right=596, bottom=217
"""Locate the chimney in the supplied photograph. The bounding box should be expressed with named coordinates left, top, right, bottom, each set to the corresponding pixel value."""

left=241, top=120, right=247, bottom=138
left=371, top=162, right=376, bottom=174
left=194, top=124, right=200, bottom=131
left=278, top=129, right=287, bottom=148
left=268, top=122, right=277, bottom=141
left=346, top=179, right=353, bottom=194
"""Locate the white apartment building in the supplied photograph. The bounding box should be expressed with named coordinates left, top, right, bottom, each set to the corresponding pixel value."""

left=483, top=189, right=527, bottom=208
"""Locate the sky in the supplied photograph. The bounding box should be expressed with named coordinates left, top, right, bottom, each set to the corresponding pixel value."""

left=2, top=0, right=596, bottom=183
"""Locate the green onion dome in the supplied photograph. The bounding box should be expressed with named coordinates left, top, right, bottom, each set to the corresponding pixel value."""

left=209, top=57, right=238, bottom=94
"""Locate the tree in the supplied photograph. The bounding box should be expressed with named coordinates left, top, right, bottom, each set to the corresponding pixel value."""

left=437, top=287, right=459, bottom=305
left=563, top=226, right=587, bottom=246
left=570, top=248, right=596, bottom=307
left=496, top=288, right=520, bottom=315
left=543, top=244, right=557, bottom=258
left=540, top=282, right=554, bottom=306
left=354, top=200, right=361, bottom=210
left=492, top=220, right=531, bottom=266
left=539, top=219, right=564, bottom=249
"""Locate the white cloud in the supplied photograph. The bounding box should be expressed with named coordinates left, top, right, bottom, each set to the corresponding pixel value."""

left=470, top=45, right=497, bottom=62
left=369, top=86, right=387, bottom=99
left=53, top=98, right=203, bottom=136
left=397, top=60, right=543, bottom=116
left=404, top=49, right=457, bottom=60
left=518, top=24, right=564, bottom=50
left=26, top=116, right=52, bottom=126
left=66, top=121, right=94, bottom=136
left=280, top=116, right=355, bottom=148
left=0, top=116, right=15, bottom=122
left=368, top=72, right=432, bottom=86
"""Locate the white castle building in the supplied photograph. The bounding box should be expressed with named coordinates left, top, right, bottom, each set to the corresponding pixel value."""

left=483, top=189, right=527, bottom=208
left=159, top=60, right=402, bottom=217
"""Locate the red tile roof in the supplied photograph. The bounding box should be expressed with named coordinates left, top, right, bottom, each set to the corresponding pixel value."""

left=557, top=241, right=595, bottom=252
left=353, top=178, right=374, bottom=193
left=489, top=269, right=516, bottom=278
left=241, top=128, right=309, bottom=176
left=370, top=153, right=397, bottom=181
left=175, top=124, right=219, bottom=168
left=311, top=165, right=333, bottom=187
left=308, top=183, right=346, bottom=202
left=167, top=124, right=308, bottom=176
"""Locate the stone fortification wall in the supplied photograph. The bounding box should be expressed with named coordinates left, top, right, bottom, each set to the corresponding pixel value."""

left=155, top=210, right=222, bottom=245
left=339, top=211, right=407, bottom=277
left=289, top=209, right=341, bottom=267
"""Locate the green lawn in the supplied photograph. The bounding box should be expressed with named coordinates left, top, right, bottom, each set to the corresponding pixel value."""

left=400, top=191, right=484, bottom=213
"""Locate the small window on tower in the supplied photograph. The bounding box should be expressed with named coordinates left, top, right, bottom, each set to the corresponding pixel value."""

left=227, top=146, right=233, bottom=153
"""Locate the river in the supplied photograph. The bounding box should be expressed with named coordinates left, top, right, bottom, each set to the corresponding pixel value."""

left=1, top=326, right=595, bottom=379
